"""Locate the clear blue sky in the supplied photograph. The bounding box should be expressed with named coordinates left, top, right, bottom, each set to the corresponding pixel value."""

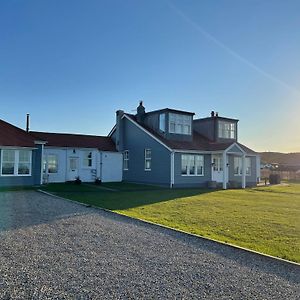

left=0, top=0, right=299, bottom=152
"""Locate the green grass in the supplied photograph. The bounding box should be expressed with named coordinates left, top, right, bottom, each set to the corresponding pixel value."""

left=42, top=182, right=300, bottom=263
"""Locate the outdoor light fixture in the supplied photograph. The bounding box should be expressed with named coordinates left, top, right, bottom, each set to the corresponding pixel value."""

left=73, top=149, right=76, bottom=154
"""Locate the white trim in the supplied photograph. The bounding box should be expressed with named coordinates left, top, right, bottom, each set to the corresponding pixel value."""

left=40, top=144, right=44, bottom=185
left=0, top=149, right=32, bottom=177
left=108, top=125, right=116, bottom=137
left=242, top=154, right=246, bottom=188
left=222, top=151, right=227, bottom=189
left=226, top=143, right=246, bottom=154
left=0, top=146, right=37, bottom=150
left=170, top=152, right=175, bottom=188
left=122, top=114, right=172, bottom=152
left=144, top=149, right=151, bottom=171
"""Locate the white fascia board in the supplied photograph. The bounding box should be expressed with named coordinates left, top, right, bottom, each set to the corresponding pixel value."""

left=225, top=142, right=246, bottom=154
left=34, top=140, right=47, bottom=145
left=0, top=146, right=37, bottom=150
left=108, top=125, right=116, bottom=137
left=122, top=114, right=172, bottom=152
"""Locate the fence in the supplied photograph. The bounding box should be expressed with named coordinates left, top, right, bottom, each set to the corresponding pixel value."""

left=261, top=169, right=300, bottom=181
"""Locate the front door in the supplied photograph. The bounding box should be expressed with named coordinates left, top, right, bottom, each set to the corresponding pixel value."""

left=68, top=157, right=79, bottom=181
left=212, top=155, right=223, bottom=182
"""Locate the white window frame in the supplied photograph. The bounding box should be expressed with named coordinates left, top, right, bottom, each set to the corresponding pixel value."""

left=82, top=151, right=93, bottom=168
left=218, top=121, right=236, bottom=139
left=181, top=154, right=204, bottom=176
left=169, top=113, right=192, bottom=135
left=159, top=113, right=165, bottom=132
left=234, top=156, right=242, bottom=176
left=0, top=149, right=32, bottom=177
left=144, top=149, right=151, bottom=171
left=246, top=157, right=251, bottom=176
left=123, top=150, right=129, bottom=170
left=43, top=154, right=58, bottom=174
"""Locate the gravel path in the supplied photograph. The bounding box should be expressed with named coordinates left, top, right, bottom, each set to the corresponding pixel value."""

left=0, top=191, right=299, bottom=299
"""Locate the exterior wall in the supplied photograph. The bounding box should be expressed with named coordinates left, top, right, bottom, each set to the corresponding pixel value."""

left=173, top=153, right=212, bottom=188
left=121, top=118, right=171, bottom=186
left=101, top=152, right=123, bottom=182
left=228, top=155, right=258, bottom=187
left=43, top=147, right=122, bottom=183
left=0, top=147, right=42, bottom=187
left=193, top=118, right=216, bottom=141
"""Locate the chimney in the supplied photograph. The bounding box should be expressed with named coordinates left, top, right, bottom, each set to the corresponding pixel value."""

left=211, top=111, right=215, bottom=117
left=136, top=101, right=145, bottom=123
left=115, top=110, right=124, bottom=151
left=215, top=112, right=219, bottom=117
left=26, top=113, right=30, bottom=132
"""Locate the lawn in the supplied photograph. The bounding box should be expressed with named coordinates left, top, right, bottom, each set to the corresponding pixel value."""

left=41, top=182, right=300, bottom=263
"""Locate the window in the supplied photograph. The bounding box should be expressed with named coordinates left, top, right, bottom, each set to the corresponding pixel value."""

left=181, top=154, right=204, bottom=176
left=1, top=149, right=32, bottom=176
left=159, top=114, right=165, bottom=132
left=234, top=156, right=251, bottom=176
left=169, top=113, right=192, bottom=135
left=144, top=149, right=151, bottom=170
left=43, top=154, right=58, bottom=174
left=123, top=150, right=129, bottom=170
left=246, top=157, right=251, bottom=176
left=18, top=150, right=31, bottom=174
left=218, top=121, right=236, bottom=139
left=83, top=151, right=93, bottom=167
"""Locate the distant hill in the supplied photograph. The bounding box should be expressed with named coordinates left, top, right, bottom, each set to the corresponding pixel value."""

left=259, top=152, right=300, bottom=166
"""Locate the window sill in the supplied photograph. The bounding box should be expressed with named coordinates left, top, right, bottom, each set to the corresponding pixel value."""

left=144, top=169, right=151, bottom=171
left=181, top=174, right=204, bottom=177
left=0, top=174, right=32, bottom=177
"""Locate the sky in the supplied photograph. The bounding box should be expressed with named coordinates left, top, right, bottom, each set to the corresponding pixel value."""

left=0, top=0, right=299, bottom=153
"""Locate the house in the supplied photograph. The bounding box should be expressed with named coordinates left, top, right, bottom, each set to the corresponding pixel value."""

left=109, top=102, right=260, bottom=189
left=0, top=119, right=44, bottom=186
left=30, top=131, right=122, bottom=183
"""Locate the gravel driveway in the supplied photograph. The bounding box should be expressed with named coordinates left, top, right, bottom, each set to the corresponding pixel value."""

left=0, top=191, right=299, bottom=299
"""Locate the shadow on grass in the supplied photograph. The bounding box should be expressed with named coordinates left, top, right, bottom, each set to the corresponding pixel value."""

left=42, top=182, right=216, bottom=210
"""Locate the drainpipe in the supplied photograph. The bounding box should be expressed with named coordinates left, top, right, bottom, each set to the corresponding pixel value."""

left=40, top=143, right=44, bottom=185
left=222, top=151, right=227, bottom=189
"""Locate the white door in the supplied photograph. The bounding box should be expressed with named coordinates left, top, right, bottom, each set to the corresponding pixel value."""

left=68, top=157, right=79, bottom=180
left=212, top=155, right=224, bottom=182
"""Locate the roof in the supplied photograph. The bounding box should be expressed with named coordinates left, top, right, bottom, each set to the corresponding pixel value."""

left=0, top=119, right=37, bottom=147
left=124, top=114, right=257, bottom=154
left=30, top=131, right=116, bottom=151
left=145, top=108, right=195, bottom=116
left=194, top=116, right=239, bottom=122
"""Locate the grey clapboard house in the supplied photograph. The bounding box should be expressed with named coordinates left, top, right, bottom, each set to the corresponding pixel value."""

left=109, top=102, right=260, bottom=189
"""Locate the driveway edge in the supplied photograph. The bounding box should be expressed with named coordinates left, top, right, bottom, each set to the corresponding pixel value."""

left=38, top=189, right=300, bottom=267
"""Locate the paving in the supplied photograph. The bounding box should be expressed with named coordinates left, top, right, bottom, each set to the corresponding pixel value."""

left=0, top=191, right=299, bottom=299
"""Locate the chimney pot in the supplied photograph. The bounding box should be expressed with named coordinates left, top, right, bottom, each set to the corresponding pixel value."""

left=216, top=112, right=219, bottom=117
left=211, top=111, right=215, bottom=117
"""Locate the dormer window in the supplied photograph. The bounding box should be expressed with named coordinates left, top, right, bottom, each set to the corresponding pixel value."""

left=218, top=121, right=236, bottom=139
left=169, top=113, right=191, bottom=135
left=159, top=113, right=165, bottom=132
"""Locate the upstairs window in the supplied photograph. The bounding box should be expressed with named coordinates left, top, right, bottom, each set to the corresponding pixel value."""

left=123, top=150, right=129, bottom=170
left=144, top=149, right=151, bottom=171
left=1, top=149, right=32, bottom=176
left=169, top=113, right=192, bottom=135
left=218, top=121, right=236, bottom=139
left=83, top=151, right=93, bottom=167
left=159, top=113, right=165, bottom=132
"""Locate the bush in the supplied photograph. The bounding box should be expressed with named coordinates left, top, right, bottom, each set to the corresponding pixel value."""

left=95, top=178, right=102, bottom=185
left=269, top=174, right=281, bottom=184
